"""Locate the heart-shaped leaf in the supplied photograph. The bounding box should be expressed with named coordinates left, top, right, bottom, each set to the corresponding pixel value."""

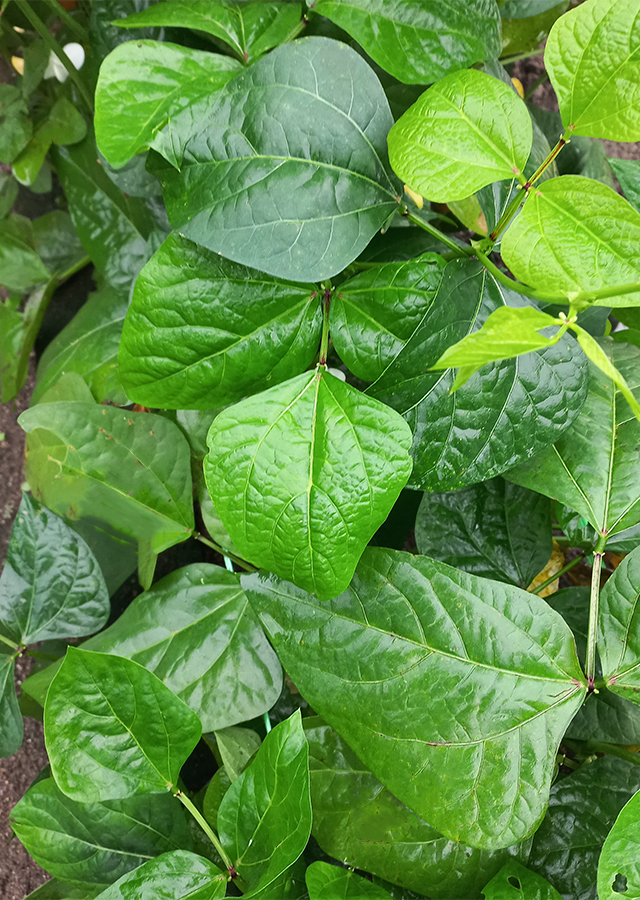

left=481, top=861, right=563, bottom=900
left=598, top=789, right=640, bottom=900
left=205, top=370, right=413, bottom=600
left=243, top=547, right=587, bottom=849
left=90, top=850, right=226, bottom=900
left=306, top=861, right=392, bottom=900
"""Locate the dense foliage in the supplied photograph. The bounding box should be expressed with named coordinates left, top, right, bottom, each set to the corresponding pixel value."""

left=2, top=0, right=640, bottom=897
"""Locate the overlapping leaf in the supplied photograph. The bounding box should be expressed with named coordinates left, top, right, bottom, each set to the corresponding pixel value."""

left=0, top=648, right=22, bottom=758
left=92, top=850, right=226, bottom=900
left=481, top=861, right=562, bottom=900
left=243, top=547, right=587, bottom=849
left=609, top=158, right=640, bottom=211
left=597, top=789, right=640, bottom=900
left=306, top=862, right=392, bottom=900
left=0, top=215, right=50, bottom=292
left=598, top=546, right=640, bottom=705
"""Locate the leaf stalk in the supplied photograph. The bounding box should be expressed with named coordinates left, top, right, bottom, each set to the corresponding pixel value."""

left=174, top=789, right=248, bottom=889
left=586, top=536, right=608, bottom=688
left=405, top=210, right=473, bottom=258
left=193, top=532, right=258, bottom=573
left=529, top=553, right=585, bottom=595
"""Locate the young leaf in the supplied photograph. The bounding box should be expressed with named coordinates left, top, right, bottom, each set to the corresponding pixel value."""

left=87, top=850, right=227, bottom=900
left=11, top=777, right=195, bottom=891
left=44, top=648, right=202, bottom=802
left=95, top=40, right=242, bottom=169
left=82, top=564, right=282, bottom=731
left=598, top=546, right=640, bottom=704
left=481, top=860, right=563, bottom=900
left=506, top=340, right=640, bottom=540
left=329, top=253, right=446, bottom=381
left=19, top=402, right=194, bottom=554
left=154, top=37, right=400, bottom=282
left=597, top=789, right=640, bottom=900
left=0, top=648, right=22, bottom=758
left=312, top=0, right=501, bottom=84
left=388, top=69, right=532, bottom=202
left=306, top=861, right=392, bottom=900
left=415, top=477, right=553, bottom=589
left=214, top=727, right=262, bottom=783
left=243, top=547, right=587, bottom=849
left=204, top=370, right=413, bottom=601
left=119, top=233, right=322, bottom=410
left=368, top=259, right=588, bottom=491
left=217, top=711, right=311, bottom=894
left=305, top=718, right=529, bottom=899
left=545, top=0, right=640, bottom=141
left=572, top=325, right=640, bottom=420
left=501, top=176, right=640, bottom=306
left=0, top=493, right=109, bottom=645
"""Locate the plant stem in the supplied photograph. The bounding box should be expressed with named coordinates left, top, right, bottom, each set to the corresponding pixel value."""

left=282, top=13, right=309, bottom=43
left=563, top=738, right=640, bottom=767
left=175, top=790, right=247, bottom=888
left=0, top=633, right=19, bottom=651
left=40, top=0, right=90, bottom=43
left=527, top=130, right=572, bottom=188
left=472, top=245, right=558, bottom=302
left=500, top=47, right=545, bottom=65
left=530, top=554, right=585, bottom=595
left=193, top=532, right=258, bottom=573
left=586, top=535, right=608, bottom=689
left=524, top=70, right=549, bottom=101
left=263, top=711, right=272, bottom=734
left=405, top=210, right=473, bottom=258
left=489, top=189, right=527, bottom=242
left=574, top=281, right=640, bottom=305
left=318, top=287, right=331, bottom=365
left=13, top=0, right=94, bottom=113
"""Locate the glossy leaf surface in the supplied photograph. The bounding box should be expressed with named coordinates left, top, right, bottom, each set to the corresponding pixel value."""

left=217, top=711, right=311, bottom=893
left=481, top=861, right=562, bottom=900
left=95, top=40, right=241, bottom=169
left=507, top=341, right=640, bottom=540
left=20, top=402, right=194, bottom=554
left=306, top=862, right=391, bottom=900
left=368, top=260, right=588, bottom=491
left=11, top=777, right=194, bottom=890
left=545, top=0, right=640, bottom=140
left=215, top=726, right=262, bottom=783
left=330, top=253, right=446, bottom=381
left=119, top=233, right=321, bottom=410
left=82, top=564, right=281, bottom=731
left=91, top=850, right=226, bottom=899
left=597, top=789, right=640, bottom=900
left=415, top=478, right=552, bottom=588
left=0, top=649, right=21, bottom=758
left=313, top=0, right=501, bottom=84
left=205, top=370, right=413, bottom=600
left=598, top=546, right=640, bottom=704
left=388, top=69, right=532, bottom=202
left=501, top=176, right=640, bottom=306
left=305, top=718, right=527, bottom=899
left=45, top=648, right=202, bottom=802
left=0, top=215, right=50, bottom=292
left=154, top=38, right=399, bottom=282
left=243, top=547, right=586, bottom=849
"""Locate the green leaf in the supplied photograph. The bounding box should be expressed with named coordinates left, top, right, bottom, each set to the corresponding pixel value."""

left=119, top=233, right=321, bottom=410
left=203, top=768, right=231, bottom=833
left=388, top=69, right=532, bottom=202
left=313, top=0, right=501, bottom=84
left=154, top=37, right=399, bottom=282
left=0, top=84, right=32, bottom=163
left=19, top=401, right=194, bottom=554
left=81, top=563, right=282, bottom=731
left=89, top=850, right=226, bottom=899
left=598, top=546, right=640, bottom=704
left=481, top=860, right=562, bottom=900
left=214, top=726, right=262, bottom=782
left=32, top=286, right=128, bottom=405
left=545, top=0, right=640, bottom=140
left=528, top=756, right=640, bottom=899
left=31, top=211, right=86, bottom=278
left=24, top=880, right=97, bottom=899
left=44, top=96, right=87, bottom=147
left=501, top=0, right=565, bottom=17
left=305, top=717, right=529, bottom=899
left=0, top=281, right=54, bottom=403
left=0, top=648, right=21, bottom=757
left=45, top=648, right=202, bottom=802
left=95, top=40, right=242, bottom=169
left=368, top=260, right=588, bottom=491
left=500, top=4, right=568, bottom=56
left=243, top=546, right=587, bottom=849
left=506, top=340, right=640, bottom=540
left=609, top=157, right=640, bottom=212
left=306, top=862, right=392, bottom=900
left=205, top=369, right=413, bottom=600
left=415, top=477, right=552, bottom=589
left=572, top=324, right=640, bottom=420
left=598, top=789, right=640, bottom=900
left=501, top=176, right=640, bottom=306
left=115, top=1, right=304, bottom=64
left=0, top=214, right=50, bottom=291
left=11, top=776, right=195, bottom=891
left=0, top=172, right=18, bottom=218
left=0, top=493, right=108, bottom=645
left=218, top=710, right=311, bottom=894
left=329, top=253, right=446, bottom=381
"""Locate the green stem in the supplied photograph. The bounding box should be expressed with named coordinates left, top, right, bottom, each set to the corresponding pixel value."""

left=193, top=532, right=257, bottom=573
left=523, top=70, right=549, bottom=101
left=40, top=0, right=90, bottom=43
left=13, top=0, right=94, bottom=113
left=263, top=711, right=272, bottom=734
left=574, top=280, right=640, bottom=305
left=175, top=790, right=248, bottom=888
left=527, top=130, right=572, bottom=188
left=318, top=287, right=331, bottom=365
left=530, top=554, right=585, bottom=595
left=472, top=245, right=557, bottom=302
left=500, top=47, right=545, bottom=66
left=563, top=738, right=640, bottom=767
left=586, top=535, right=608, bottom=689
left=405, top=210, right=473, bottom=258
left=282, top=12, right=309, bottom=43
left=0, top=633, right=19, bottom=651
left=489, top=189, right=527, bottom=243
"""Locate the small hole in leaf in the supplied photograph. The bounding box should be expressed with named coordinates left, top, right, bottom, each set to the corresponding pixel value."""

left=508, top=877, right=521, bottom=889
left=612, top=873, right=628, bottom=893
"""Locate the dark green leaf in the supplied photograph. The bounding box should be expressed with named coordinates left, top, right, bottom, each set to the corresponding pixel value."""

left=24, top=880, right=97, bottom=899
left=214, top=726, right=262, bottom=782
left=31, top=211, right=86, bottom=278
left=415, top=477, right=552, bottom=589
left=598, top=789, right=640, bottom=900
left=119, top=233, right=321, bottom=409
left=0, top=214, right=50, bottom=291
left=0, top=172, right=18, bottom=218
left=609, top=157, right=640, bottom=212
left=154, top=37, right=399, bottom=282
left=89, top=850, right=226, bottom=899
left=21, top=39, right=49, bottom=98
left=203, top=768, right=231, bottom=833
left=0, top=84, right=32, bottom=163
left=243, top=547, right=587, bottom=849
left=306, top=862, right=392, bottom=899
left=0, top=649, right=21, bottom=757
left=501, top=0, right=565, bottom=17
left=529, top=106, right=614, bottom=188
left=330, top=253, right=445, bottom=381
left=481, top=860, right=562, bottom=900
left=44, top=648, right=202, bottom=801
left=82, top=563, right=282, bottom=731
left=368, top=259, right=588, bottom=491
left=205, top=369, right=413, bottom=600
left=313, top=0, right=501, bottom=84
left=11, top=776, right=195, bottom=891
left=555, top=505, right=597, bottom=551
left=218, top=710, right=311, bottom=893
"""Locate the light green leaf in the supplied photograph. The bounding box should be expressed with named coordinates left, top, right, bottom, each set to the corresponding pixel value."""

left=0, top=648, right=22, bottom=758
left=204, top=370, right=413, bottom=600
left=573, top=325, right=640, bottom=420
left=598, top=789, right=640, bottom=900
left=119, top=233, right=321, bottom=410
left=0, top=173, right=18, bottom=218
left=90, top=850, right=226, bottom=900
left=388, top=69, right=532, bottom=202
left=45, top=648, right=202, bottom=802
left=306, top=862, right=392, bottom=900
left=0, top=282, right=53, bottom=403
left=313, top=0, right=501, bottom=84
left=501, top=176, right=640, bottom=306
left=599, top=546, right=640, bottom=705
left=95, top=40, right=242, bottom=169
left=0, top=214, right=50, bottom=292
left=154, top=37, right=399, bottom=282
left=545, top=0, right=640, bottom=140
left=243, top=547, right=587, bottom=849
left=214, top=727, right=262, bottom=783
left=482, top=860, right=563, bottom=900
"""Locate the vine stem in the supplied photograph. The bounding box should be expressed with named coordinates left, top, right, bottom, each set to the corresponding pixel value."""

left=0, top=633, right=19, bottom=651
left=405, top=210, right=473, bottom=258
left=499, top=47, right=545, bottom=65
left=318, top=287, right=331, bottom=365
left=193, top=532, right=257, bottom=573
left=586, top=536, right=608, bottom=689
left=563, top=738, right=640, bottom=767
left=174, top=790, right=248, bottom=890
left=529, top=554, right=585, bottom=596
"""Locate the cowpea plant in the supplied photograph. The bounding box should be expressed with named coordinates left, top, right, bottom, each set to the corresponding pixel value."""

left=3, top=0, right=640, bottom=897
